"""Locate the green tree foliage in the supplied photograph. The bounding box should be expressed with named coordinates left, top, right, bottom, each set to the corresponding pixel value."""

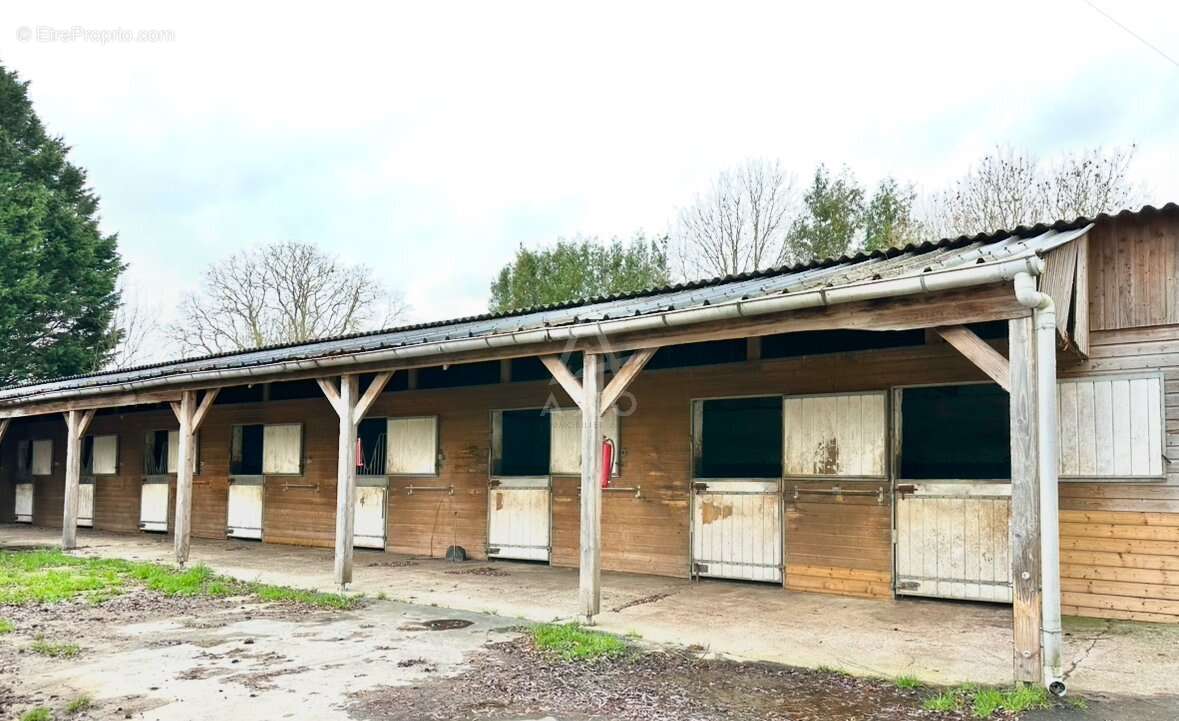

left=0, top=65, right=123, bottom=384
left=489, top=234, right=671, bottom=313
left=862, top=177, right=922, bottom=252
left=785, top=165, right=865, bottom=263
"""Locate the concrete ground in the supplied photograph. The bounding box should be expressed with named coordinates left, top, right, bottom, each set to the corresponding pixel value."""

left=5, top=525, right=1178, bottom=698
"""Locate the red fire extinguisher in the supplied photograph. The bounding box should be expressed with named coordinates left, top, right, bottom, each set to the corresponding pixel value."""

left=600, top=437, right=615, bottom=489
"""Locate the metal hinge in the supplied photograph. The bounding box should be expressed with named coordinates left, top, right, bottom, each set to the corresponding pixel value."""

left=692, top=482, right=709, bottom=493
left=486, top=546, right=500, bottom=555
left=692, top=562, right=709, bottom=574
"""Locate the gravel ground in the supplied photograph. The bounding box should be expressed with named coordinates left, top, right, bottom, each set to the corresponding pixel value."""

left=349, top=636, right=980, bottom=721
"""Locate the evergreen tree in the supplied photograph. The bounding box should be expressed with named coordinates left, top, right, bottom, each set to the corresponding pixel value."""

left=0, top=65, right=123, bottom=383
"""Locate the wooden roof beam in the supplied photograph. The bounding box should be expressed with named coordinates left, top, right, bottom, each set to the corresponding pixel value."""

left=934, top=325, right=1011, bottom=392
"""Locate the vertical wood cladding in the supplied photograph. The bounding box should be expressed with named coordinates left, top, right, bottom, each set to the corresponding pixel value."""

left=1088, top=214, right=1179, bottom=331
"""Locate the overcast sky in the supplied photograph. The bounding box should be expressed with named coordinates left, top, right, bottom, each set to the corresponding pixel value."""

left=4, top=1, right=1178, bottom=361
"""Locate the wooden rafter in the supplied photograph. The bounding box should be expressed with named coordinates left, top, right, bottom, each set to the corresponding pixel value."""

left=600, top=348, right=657, bottom=413
left=316, top=377, right=344, bottom=417
left=540, top=356, right=585, bottom=410
left=935, top=326, right=1011, bottom=392
left=352, top=371, right=393, bottom=426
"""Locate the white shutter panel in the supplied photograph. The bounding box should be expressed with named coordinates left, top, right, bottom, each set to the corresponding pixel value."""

left=387, top=417, right=437, bottom=475
left=549, top=408, right=580, bottom=475
left=263, top=424, right=302, bottom=474
left=167, top=430, right=180, bottom=473
left=32, top=439, right=53, bottom=476
left=1058, top=376, right=1163, bottom=478
left=548, top=407, right=620, bottom=475
left=783, top=392, right=887, bottom=477
left=92, top=435, right=118, bottom=474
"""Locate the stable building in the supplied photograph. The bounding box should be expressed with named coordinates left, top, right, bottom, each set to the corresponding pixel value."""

left=3, top=204, right=1178, bottom=691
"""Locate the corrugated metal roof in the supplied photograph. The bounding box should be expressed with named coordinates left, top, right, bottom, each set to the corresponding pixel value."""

left=2, top=203, right=1172, bottom=405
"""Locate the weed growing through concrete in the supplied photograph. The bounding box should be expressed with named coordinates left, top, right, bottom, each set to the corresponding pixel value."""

left=531, top=623, right=628, bottom=661
left=20, top=708, right=51, bottom=721
left=65, top=694, right=94, bottom=714
left=29, top=637, right=81, bottom=658
left=0, top=549, right=359, bottom=610
left=251, top=583, right=360, bottom=609
left=894, top=675, right=922, bottom=689
left=921, top=683, right=1050, bottom=718
left=0, top=618, right=13, bottom=634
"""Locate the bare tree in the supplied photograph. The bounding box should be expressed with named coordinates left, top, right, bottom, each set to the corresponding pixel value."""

left=924, top=145, right=1145, bottom=238
left=169, top=241, right=409, bottom=356
left=673, top=158, right=797, bottom=279
left=106, top=280, right=163, bottom=370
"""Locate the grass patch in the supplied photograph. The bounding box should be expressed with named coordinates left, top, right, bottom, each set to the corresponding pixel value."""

left=65, top=695, right=94, bottom=714
left=21, top=708, right=52, bottom=721
left=30, top=638, right=81, bottom=658
left=895, top=675, right=923, bottom=689
left=531, top=624, right=628, bottom=661
left=0, top=618, right=13, bottom=634
left=0, top=549, right=358, bottom=610
left=251, top=583, right=359, bottom=609
left=922, top=683, right=1050, bottom=718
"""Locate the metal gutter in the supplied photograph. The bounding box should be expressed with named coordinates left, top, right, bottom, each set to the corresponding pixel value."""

left=1, top=253, right=1047, bottom=409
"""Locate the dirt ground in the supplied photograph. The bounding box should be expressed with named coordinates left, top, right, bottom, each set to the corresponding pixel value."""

left=3, top=583, right=1175, bottom=721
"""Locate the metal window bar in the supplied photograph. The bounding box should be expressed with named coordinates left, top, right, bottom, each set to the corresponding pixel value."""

left=406, top=484, right=453, bottom=495
left=359, top=432, right=387, bottom=476
left=791, top=485, right=885, bottom=504
left=143, top=433, right=168, bottom=475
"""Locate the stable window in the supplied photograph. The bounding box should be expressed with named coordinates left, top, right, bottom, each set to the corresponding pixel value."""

left=1057, top=374, right=1164, bottom=479
left=16, top=440, right=32, bottom=478
left=82, top=434, right=118, bottom=475
left=549, top=407, right=620, bottom=476
left=144, top=430, right=199, bottom=474
left=387, top=416, right=438, bottom=475
left=692, top=397, right=783, bottom=479
left=232, top=423, right=302, bottom=475
left=358, top=417, right=387, bottom=476
left=900, top=384, right=1010, bottom=480
left=230, top=425, right=264, bottom=475
left=31, top=439, right=53, bottom=476
left=491, top=409, right=550, bottom=477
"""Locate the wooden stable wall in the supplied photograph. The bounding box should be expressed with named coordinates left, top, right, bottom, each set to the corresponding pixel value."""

left=1051, top=211, right=1179, bottom=622
left=4, top=211, right=1179, bottom=621
left=0, top=339, right=1003, bottom=585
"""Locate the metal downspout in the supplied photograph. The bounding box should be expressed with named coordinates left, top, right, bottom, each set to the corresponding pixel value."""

left=1013, top=271, right=1065, bottom=695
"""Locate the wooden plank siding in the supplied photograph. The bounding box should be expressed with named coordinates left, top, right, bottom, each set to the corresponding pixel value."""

left=1088, top=214, right=1179, bottom=331
left=2, top=213, right=1179, bottom=622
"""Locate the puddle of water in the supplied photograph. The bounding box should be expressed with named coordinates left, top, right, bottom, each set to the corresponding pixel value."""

left=398, top=619, right=475, bottom=632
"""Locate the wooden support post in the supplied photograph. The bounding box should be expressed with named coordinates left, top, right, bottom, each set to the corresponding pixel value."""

left=499, top=358, right=512, bottom=383
left=61, top=408, right=94, bottom=550
left=171, top=389, right=219, bottom=566
left=334, top=374, right=359, bottom=589
left=1009, top=315, right=1042, bottom=682
left=935, top=325, right=1011, bottom=391
left=579, top=353, right=604, bottom=623
left=318, top=371, right=394, bottom=589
